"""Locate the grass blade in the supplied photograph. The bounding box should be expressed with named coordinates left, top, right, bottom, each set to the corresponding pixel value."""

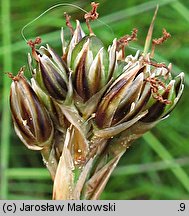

left=143, top=132, right=189, bottom=193
left=171, top=2, right=189, bottom=22
left=0, top=0, right=12, bottom=199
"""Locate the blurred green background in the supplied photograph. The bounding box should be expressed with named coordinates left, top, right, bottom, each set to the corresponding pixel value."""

left=0, top=0, right=189, bottom=200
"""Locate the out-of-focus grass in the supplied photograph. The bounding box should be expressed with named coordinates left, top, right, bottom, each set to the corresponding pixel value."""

left=0, top=0, right=12, bottom=199
left=0, top=0, right=189, bottom=200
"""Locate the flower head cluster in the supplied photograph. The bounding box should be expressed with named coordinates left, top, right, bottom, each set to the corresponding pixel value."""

left=9, top=2, right=184, bottom=200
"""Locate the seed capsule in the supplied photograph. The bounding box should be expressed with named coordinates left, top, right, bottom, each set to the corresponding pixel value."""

left=10, top=70, right=54, bottom=150
left=31, top=44, right=69, bottom=101
left=63, top=21, right=117, bottom=102
left=95, top=52, right=184, bottom=128
left=95, top=60, right=143, bottom=128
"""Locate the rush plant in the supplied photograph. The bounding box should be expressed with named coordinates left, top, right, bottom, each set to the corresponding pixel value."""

left=9, top=2, right=184, bottom=199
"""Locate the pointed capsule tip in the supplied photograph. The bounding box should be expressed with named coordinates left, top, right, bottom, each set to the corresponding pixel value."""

left=167, top=80, right=175, bottom=90
left=76, top=19, right=80, bottom=26
left=168, top=63, right=172, bottom=71
left=7, top=67, right=25, bottom=81
left=175, top=72, right=184, bottom=85
left=177, top=72, right=184, bottom=79
left=143, top=6, right=159, bottom=55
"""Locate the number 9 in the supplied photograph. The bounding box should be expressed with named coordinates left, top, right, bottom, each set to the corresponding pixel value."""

left=180, top=203, right=185, bottom=211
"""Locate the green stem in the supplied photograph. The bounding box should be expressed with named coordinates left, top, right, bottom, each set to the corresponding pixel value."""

left=0, top=0, right=12, bottom=199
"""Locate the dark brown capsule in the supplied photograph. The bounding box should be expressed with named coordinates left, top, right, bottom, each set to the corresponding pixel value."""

left=32, top=45, right=69, bottom=101
left=10, top=70, right=54, bottom=150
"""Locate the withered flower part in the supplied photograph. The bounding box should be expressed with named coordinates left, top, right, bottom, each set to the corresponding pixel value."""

left=9, top=69, right=54, bottom=150
left=84, top=2, right=99, bottom=35
left=141, top=71, right=184, bottom=122
left=151, top=28, right=171, bottom=57
left=117, top=28, right=138, bottom=59
left=64, top=12, right=74, bottom=35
